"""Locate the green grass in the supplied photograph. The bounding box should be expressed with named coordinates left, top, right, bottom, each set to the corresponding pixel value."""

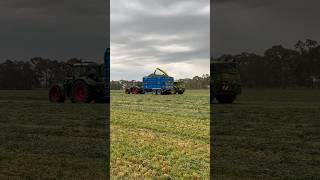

left=0, top=90, right=108, bottom=179
left=110, top=90, right=210, bottom=179
left=213, top=89, right=320, bottom=179
left=2, top=89, right=317, bottom=179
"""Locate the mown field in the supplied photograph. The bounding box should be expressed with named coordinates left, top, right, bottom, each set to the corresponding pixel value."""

left=110, top=89, right=210, bottom=179
left=2, top=89, right=318, bottom=179
left=0, top=90, right=108, bottom=179
left=213, top=89, right=320, bottom=179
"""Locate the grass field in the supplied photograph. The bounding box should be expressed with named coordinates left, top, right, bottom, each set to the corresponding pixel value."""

left=110, top=89, right=210, bottom=178
left=2, top=89, right=319, bottom=179
left=0, top=90, right=108, bottom=179
left=213, top=89, right=320, bottom=179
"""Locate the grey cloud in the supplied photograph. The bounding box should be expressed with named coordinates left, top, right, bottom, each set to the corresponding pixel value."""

left=211, top=0, right=320, bottom=57
left=111, top=0, right=210, bottom=80
left=0, top=0, right=108, bottom=61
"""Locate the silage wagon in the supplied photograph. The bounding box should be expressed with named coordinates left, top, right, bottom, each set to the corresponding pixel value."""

left=124, top=68, right=185, bottom=95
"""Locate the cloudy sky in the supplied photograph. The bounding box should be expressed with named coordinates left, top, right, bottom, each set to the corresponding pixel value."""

left=110, top=0, right=210, bottom=80
left=1, top=0, right=319, bottom=80
left=0, top=0, right=107, bottom=62
left=212, top=0, right=320, bottom=57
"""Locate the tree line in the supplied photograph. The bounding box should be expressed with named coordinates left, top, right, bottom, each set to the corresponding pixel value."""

left=0, top=56, right=210, bottom=90
left=0, top=58, right=82, bottom=90
left=110, top=74, right=210, bottom=90
left=212, top=39, right=320, bottom=88
left=1, top=39, right=318, bottom=90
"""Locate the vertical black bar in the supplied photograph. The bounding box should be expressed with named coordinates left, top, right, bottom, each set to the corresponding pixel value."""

left=106, top=0, right=110, bottom=179
left=210, top=0, right=216, bottom=179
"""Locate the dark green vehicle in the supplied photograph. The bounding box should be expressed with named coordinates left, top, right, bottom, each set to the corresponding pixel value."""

left=49, top=62, right=107, bottom=103
left=211, top=61, right=241, bottom=103
left=173, top=81, right=185, bottom=94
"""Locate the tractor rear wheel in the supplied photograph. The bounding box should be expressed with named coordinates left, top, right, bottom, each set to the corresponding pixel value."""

left=49, top=85, right=65, bottom=103
left=131, top=87, right=140, bottom=94
left=71, top=80, right=92, bottom=103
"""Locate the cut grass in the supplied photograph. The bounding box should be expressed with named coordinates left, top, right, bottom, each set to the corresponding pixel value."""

left=0, top=90, right=108, bottom=179
left=212, top=89, right=320, bottom=179
left=111, top=90, right=210, bottom=179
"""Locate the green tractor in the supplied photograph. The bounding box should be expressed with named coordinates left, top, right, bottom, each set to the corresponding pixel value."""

left=173, top=81, right=185, bottom=94
left=49, top=62, right=106, bottom=103
left=211, top=61, right=241, bottom=104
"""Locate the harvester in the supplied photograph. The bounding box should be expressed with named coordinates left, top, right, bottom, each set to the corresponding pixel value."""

left=211, top=61, right=241, bottom=103
left=49, top=48, right=110, bottom=103
left=124, top=68, right=185, bottom=95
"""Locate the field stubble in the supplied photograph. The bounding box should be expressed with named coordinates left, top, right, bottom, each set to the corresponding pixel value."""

left=0, top=90, right=108, bottom=179
left=111, top=89, right=210, bottom=179
left=213, top=89, right=320, bottom=179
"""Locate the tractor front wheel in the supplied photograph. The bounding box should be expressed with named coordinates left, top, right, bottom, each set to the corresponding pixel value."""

left=49, top=85, right=65, bottom=103
left=71, top=80, right=92, bottom=103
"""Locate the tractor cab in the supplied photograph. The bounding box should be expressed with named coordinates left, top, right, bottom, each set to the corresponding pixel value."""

left=72, top=62, right=104, bottom=82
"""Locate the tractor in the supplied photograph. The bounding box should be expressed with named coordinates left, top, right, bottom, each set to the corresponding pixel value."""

left=211, top=61, right=241, bottom=104
left=123, top=81, right=145, bottom=94
left=124, top=68, right=185, bottom=95
left=49, top=62, right=107, bottom=103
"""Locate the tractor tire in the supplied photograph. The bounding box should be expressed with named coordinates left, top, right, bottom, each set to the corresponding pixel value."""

left=71, top=80, right=92, bottom=103
left=216, top=95, right=236, bottom=104
left=131, top=87, right=140, bottom=94
left=178, top=90, right=184, bottom=94
left=49, top=85, right=65, bottom=103
left=124, top=89, right=130, bottom=94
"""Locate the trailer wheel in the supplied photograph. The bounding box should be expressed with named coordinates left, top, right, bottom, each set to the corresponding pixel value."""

left=49, top=85, right=65, bottom=103
left=152, top=89, right=156, bottom=95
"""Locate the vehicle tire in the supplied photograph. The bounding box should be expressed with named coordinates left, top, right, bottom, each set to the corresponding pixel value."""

left=152, top=89, right=157, bottom=95
left=216, top=95, right=236, bottom=104
left=178, top=90, right=184, bottom=94
left=49, top=85, right=65, bottom=103
left=132, top=87, right=140, bottom=94
left=71, top=80, right=92, bottom=103
left=124, top=88, right=130, bottom=94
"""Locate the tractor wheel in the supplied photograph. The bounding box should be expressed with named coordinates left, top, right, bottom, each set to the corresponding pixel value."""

left=71, top=80, right=92, bottom=103
left=49, top=85, right=65, bottom=103
left=132, top=87, right=140, bottom=94
left=124, top=88, right=130, bottom=94
left=178, top=90, right=184, bottom=94
left=216, top=95, right=236, bottom=104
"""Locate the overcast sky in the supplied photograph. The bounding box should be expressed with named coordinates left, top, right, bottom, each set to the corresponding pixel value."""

left=212, top=0, right=320, bottom=57
left=1, top=1, right=319, bottom=80
left=0, top=0, right=107, bottom=62
left=110, top=0, right=210, bottom=80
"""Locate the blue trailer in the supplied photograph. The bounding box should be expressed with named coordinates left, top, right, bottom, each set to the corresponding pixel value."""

left=124, top=68, right=185, bottom=95
left=143, top=76, right=174, bottom=94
